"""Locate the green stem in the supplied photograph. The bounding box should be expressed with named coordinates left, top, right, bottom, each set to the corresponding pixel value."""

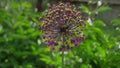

left=62, top=49, right=64, bottom=68
left=62, top=36, right=65, bottom=68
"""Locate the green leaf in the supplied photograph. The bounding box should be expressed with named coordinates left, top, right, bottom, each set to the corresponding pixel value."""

left=40, top=54, right=53, bottom=64
left=93, top=20, right=105, bottom=27
left=80, top=4, right=89, bottom=13
left=97, top=6, right=112, bottom=12
left=22, top=2, right=32, bottom=8
left=81, top=64, right=89, bottom=68
left=111, top=19, right=120, bottom=26
left=97, top=47, right=106, bottom=58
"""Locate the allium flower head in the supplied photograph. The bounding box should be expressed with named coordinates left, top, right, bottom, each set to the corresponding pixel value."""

left=39, top=2, right=85, bottom=51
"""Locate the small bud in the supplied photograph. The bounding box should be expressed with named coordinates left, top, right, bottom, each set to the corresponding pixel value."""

left=71, top=39, right=75, bottom=43
left=66, top=2, right=70, bottom=6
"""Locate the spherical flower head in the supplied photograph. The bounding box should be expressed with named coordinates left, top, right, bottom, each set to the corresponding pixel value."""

left=39, top=2, right=86, bottom=51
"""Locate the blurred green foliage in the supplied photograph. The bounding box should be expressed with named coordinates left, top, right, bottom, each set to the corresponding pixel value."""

left=0, top=0, right=47, bottom=68
left=0, top=0, right=120, bottom=68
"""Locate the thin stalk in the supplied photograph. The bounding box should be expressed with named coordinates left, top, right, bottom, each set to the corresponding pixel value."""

left=62, top=49, right=64, bottom=68
left=62, top=36, right=65, bottom=68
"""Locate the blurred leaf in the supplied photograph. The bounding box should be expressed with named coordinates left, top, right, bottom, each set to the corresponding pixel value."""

left=111, top=19, right=120, bottom=26
left=97, top=46, right=106, bottom=58
left=81, top=64, right=89, bottom=68
left=11, top=2, right=20, bottom=10
left=22, top=2, right=32, bottom=8
left=80, top=4, right=89, bottom=13
left=40, top=54, right=53, bottom=64
left=93, top=20, right=105, bottom=27
left=97, top=6, right=111, bottom=12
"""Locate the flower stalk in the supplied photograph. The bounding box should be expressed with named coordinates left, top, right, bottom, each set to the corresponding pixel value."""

left=38, top=2, right=86, bottom=68
left=62, top=49, right=64, bottom=68
left=62, top=36, right=65, bottom=68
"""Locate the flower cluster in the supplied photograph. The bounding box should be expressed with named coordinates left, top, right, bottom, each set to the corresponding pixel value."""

left=39, top=2, right=85, bottom=51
